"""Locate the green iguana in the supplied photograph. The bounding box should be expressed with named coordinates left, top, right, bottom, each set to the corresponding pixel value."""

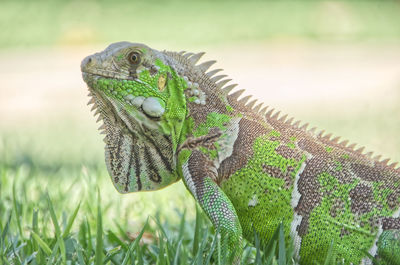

left=81, top=42, right=400, bottom=264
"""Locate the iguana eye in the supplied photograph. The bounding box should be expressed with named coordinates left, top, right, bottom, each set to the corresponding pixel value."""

left=128, top=51, right=141, bottom=64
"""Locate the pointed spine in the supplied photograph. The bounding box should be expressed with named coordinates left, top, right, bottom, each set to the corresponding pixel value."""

left=373, top=155, right=382, bottom=161
left=277, top=114, right=286, bottom=123
left=222, top=84, right=237, bottom=94
left=348, top=143, right=357, bottom=150
left=229, top=89, right=245, bottom=100
left=183, top=52, right=194, bottom=59
left=308, top=127, right=317, bottom=134
left=380, top=158, right=390, bottom=165
left=188, top=52, right=205, bottom=65
left=259, top=106, right=269, bottom=115
left=322, top=133, right=332, bottom=140
left=246, top=99, right=257, bottom=109
left=98, top=124, right=106, bottom=131
left=210, top=75, right=227, bottom=83
left=299, top=122, right=309, bottom=130
left=366, top=152, right=373, bottom=158
left=355, top=146, right=365, bottom=154
left=238, top=95, right=252, bottom=105
left=339, top=140, right=349, bottom=147
left=293, top=120, right=301, bottom=128
left=253, top=103, right=263, bottom=113
left=271, top=111, right=281, bottom=120
left=206, top=68, right=223, bottom=77
left=265, top=108, right=275, bottom=118
left=196, top=60, right=216, bottom=72
left=285, top=117, right=294, bottom=126
left=216, top=79, right=232, bottom=89
left=87, top=97, right=95, bottom=105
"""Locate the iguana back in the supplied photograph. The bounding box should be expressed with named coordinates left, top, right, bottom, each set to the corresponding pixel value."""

left=218, top=94, right=400, bottom=264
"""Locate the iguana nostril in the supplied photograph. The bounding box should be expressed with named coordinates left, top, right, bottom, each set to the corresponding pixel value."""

left=81, top=56, right=93, bottom=70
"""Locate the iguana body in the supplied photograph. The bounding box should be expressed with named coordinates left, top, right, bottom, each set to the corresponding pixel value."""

left=81, top=42, right=400, bottom=264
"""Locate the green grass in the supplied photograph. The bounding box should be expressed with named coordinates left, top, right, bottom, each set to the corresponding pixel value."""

left=0, top=178, right=336, bottom=265
left=1, top=0, right=400, bottom=49
left=0, top=165, right=294, bottom=264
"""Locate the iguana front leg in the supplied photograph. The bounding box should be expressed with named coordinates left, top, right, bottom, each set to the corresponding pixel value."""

left=180, top=149, right=243, bottom=263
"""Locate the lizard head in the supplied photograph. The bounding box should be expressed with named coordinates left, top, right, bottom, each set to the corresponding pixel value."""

left=81, top=42, right=188, bottom=193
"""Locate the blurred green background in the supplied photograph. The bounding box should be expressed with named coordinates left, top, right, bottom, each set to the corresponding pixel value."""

left=1, top=0, right=400, bottom=48
left=1, top=0, right=400, bottom=263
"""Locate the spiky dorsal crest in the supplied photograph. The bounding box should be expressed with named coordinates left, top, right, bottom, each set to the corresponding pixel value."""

left=229, top=89, right=245, bottom=101
left=259, top=104, right=397, bottom=170
left=246, top=99, right=258, bottom=110
left=253, top=103, right=264, bottom=113
left=210, top=75, right=227, bottom=83
left=164, top=49, right=398, bottom=172
left=222, top=84, right=238, bottom=94
left=206, top=69, right=223, bottom=77
left=238, top=95, right=252, bottom=105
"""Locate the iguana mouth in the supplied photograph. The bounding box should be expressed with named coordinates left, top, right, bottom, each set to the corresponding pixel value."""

left=81, top=70, right=134, bottom=81
left=81, top=54, right=133, bottom=81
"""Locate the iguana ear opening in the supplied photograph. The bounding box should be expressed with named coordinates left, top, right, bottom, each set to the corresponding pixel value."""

left=104, top=125, right=180, bottom=193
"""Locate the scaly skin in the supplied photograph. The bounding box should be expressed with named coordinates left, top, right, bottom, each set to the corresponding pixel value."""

left=81, top=42, right=400, bottom=264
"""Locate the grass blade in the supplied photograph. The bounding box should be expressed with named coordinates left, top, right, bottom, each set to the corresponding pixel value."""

left=157, top=230, right=165, bottom=265
left=254, top=230, right=262, bottom=265
left=278, top=222, right=286, bottom=265
left=31, top=231, right=51, bottom=256
left=95, top=189, right=103, bottom=265
left=136, top=243, right=143, bottom=265
left=178, top=209, right=186, bottom=241
left=192, top=205, right=202, bottom=256
left=172, top=238, right=183, bottom=265
left=103, top=247, right=121, bottom=264
left=12, top=180, right=23, bottom=240
left=205, top=231, right=218, bottom=265
left=73, top=240, right=86, bottom=265
left=62, top=201, right=81, bottom=238
left=46, top=192, right=66, bottom=264
left=107, top=230, right=128, bottom=250
left=121, top=219, right=148, bottom=265
left=85, top=218, right=93, bottom=262
left=1, top=212, right=12, bottom=243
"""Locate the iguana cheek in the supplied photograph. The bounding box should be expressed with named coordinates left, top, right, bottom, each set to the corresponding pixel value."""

left=142, top=97, right=166, bottom=118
